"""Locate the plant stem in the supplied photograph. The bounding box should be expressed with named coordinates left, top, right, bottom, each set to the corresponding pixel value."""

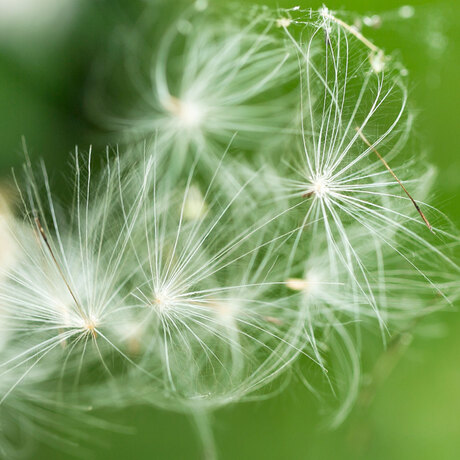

left=191, top=409, right=217, bottom=460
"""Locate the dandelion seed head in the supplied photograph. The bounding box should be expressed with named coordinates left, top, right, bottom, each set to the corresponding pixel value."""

left=163, top=95, right=204, bottom=129
left=0, top=6, right=456, bottom=448
left=308, top=175, right=331, bottom=199
left=176, top=101, right=203, bottom=128
left=276, top=17, right=292, bottom=28
left=95, top=7, right=299, bottom=175
left=70, top=155, right=314, bottom=413
left=81, top=316, right=99, bottom=335
left=271, top=12, right=458, bottom=391
left=152, top=289, right=176, bottom=314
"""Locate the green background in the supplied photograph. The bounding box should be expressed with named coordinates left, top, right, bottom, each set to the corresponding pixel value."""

left=0, top=0, right=459, bottom=458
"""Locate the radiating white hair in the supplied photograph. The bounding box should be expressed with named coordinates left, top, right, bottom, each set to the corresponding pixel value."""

left=0, top=4, right=458, bottom=459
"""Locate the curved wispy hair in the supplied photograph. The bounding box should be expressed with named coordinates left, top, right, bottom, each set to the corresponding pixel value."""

left=284, top=223, right=454, bottom=426
left=0, top=337, right=89, bottom=460
left=0, top=148, right=323, bottom=420
left=84, top=149, right=321, bottom=414
left=91, top=4, right=300, bottom=175
left=268, top=7, right=458, bottom=325
left=1, top=4, right=458, bottom=459
left=0, top=194, right=91, bottom=458
left=0, top=152, right=155, bottom=402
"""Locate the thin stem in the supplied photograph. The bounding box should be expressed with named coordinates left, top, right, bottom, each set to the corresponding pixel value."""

left=322, top=10, right=379, bottom=53
left=191, top=409, right=218, bottom=460
left=34, top=214, right=89, bottom=319
left=356, top=127, right=434, bottom=233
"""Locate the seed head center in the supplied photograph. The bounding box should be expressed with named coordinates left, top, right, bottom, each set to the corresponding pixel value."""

left=153, top=291, right=174, bottom=313
left=84, top=318, right=98, bottom=338
left=164, top=95, right=203, bottom=128
left=308, top=176, right=330, bottom=198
